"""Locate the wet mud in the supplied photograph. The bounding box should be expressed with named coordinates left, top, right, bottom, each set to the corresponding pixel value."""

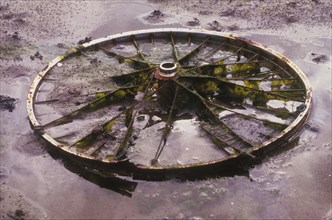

left=0, top=0, right=331, bottom=219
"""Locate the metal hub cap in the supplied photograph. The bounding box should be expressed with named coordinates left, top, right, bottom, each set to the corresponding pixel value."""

left=27, top=28, right=312, bottom=172
left=159, top=62, right=177, bottom=77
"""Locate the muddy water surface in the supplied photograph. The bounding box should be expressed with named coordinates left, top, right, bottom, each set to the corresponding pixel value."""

left=0, top=1, right=331, bottom=219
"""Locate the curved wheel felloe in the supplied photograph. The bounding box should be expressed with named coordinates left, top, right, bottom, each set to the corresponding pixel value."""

left=27, top=28, right=312, bottom=172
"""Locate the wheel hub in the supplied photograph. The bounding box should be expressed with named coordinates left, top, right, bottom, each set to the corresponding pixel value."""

left=154, top=62, right=177, bottom=80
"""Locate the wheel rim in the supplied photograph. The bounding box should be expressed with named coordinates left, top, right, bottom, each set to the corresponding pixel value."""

left=27, top=28, right=312, bottom=171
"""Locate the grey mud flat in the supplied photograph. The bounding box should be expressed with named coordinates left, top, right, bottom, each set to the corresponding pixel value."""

left=0, top=1, right=331, bottom=219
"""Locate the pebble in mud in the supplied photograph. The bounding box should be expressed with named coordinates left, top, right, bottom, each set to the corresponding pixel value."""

left=56, top=43, right=67, bottom=48
left=186, top=17, right=200, bottom=26
left=78, top=36, right=92, bottom=45
left=90, top=58, right=100, bottom=64
left=304, top=121, right=320, bottom=133
left=199, top=10, right=212, bottom=15
left=220, top=9, right=235, bottom=17
left=144, top=10, right=165, bottom=23
left=11, top=31, right=20, bottom=40
left=7, top=209, right=25, bottom=220
left=228, top=24, right=239, bottom=31
left=311, top=52, right=329, bottom=64
left=0, top=95, right=16, bottom=112
left=207, top=20, right=223, bottom=31
left=13, top=56, right=23, bottom=62
left=14, top=17, right=26, bottom=25
left=29, top=51, right=43, bottom=60
left=286, top=15, right=299, bottom=23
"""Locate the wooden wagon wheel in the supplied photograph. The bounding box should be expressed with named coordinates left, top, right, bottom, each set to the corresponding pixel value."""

left=27, top=28, right=312, bottom=172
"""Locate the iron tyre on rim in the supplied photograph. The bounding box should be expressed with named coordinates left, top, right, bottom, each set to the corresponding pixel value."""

left=27, top=28, right=312, bottom=172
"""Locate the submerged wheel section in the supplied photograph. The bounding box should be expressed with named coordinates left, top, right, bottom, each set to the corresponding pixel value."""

left=27, top=28, right=312, bottom=171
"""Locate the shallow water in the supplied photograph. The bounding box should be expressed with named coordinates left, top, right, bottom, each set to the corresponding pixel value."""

left=0, top=1, right=331, bottom=219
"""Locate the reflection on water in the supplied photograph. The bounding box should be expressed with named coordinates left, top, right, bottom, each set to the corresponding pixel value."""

left=63, top=159, right=138, bottom=198
left=41, top=134, right=304, bottom=198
